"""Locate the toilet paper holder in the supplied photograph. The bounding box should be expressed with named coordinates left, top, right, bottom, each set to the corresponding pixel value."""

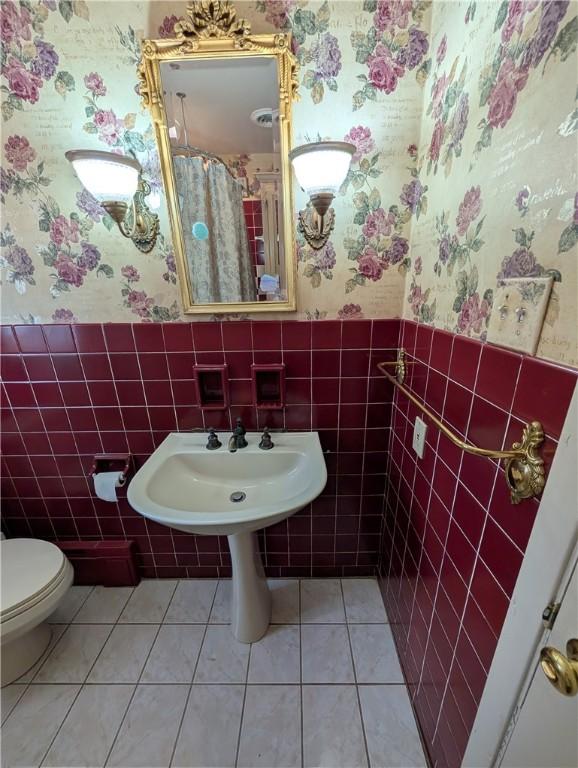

left=89, top=454, right=131, bottom=485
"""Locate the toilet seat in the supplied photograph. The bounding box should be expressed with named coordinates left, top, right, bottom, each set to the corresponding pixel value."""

left=1, top=539, right=68, bottom=623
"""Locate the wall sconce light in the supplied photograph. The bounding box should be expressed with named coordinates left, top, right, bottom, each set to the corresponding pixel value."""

left=289, top=141, right=355, bottom=250
left=65, top=150, right=159, bottom=253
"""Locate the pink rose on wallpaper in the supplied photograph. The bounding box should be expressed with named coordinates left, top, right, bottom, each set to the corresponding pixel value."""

left=4, top=135, right=36, bottom=171
left=436, top=34, right=447, bottom=65
left=358, top=248, right=383, bottom=281
left=456, top=186, right=482, bottom=235
left=50, top=215, right=80, bottom=247
left=52, top=308, right=76, bottom=322
left=55, top=254, right=86, bottom=287
left=430, top=73, right=448, bottom=119
left=362, top=208, right=394, bottom=239
left=3, top=57, right=41, bottom=104
left=367, top=44, right=404, bottom=94
left=261, top=0, right=295, bottom=30
left=93, top=109, right=123, bottom=146
left=158, top=14, right=180, bottom=38
left=408, top=283, right=425, bottom=315
left=487, top=58, right=528, bottom=129
left=1, top=2, right=31, bottom=45
left=121, top=265, right=140, bottom=283
left=428, top=121, right=444, bottom=163
left=338, top=303, right=364, bottom=319
left=373, top=0, right=412, bottom=32
left=84, top=72, right=106, bottom=97
left=457, top=293, right=489, bottom=335
left=127, top=290, right=154, bottom=318
left=344, top=126, right=375, bottom=162
left=502, top=0, right=526, bottom=43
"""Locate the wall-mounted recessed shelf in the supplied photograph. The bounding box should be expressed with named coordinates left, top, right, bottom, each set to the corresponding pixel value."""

left=251, top=363, right=285, bottom=410
left=194, top=364, right=229, bottom=410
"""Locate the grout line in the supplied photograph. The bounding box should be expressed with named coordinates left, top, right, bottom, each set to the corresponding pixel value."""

left=233, top=638, right=252, bottom=767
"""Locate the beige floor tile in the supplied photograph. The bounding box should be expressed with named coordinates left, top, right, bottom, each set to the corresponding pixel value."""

left=172, top=685, right=244, bottom=768
left=237, top=685, right=301, bottom=768
left=1, top=684, right=80, bottom=768
left=87, top=624, right=158, bottom=683
left=165, top=579, right=218, bottom=623
left=141, top=625, right=204, bottom=683
left=106, top=684, right=188, bottom=767
left=342, top=579, right=387, bottom=623
left=73, top=586, right=134, bottom=623
left=34, top=624, right=112, bottom=683
left=359, top=685, right=427, bottom=767
left=350, top=624, right=403, bottom=683
left=302, top=685, right=367, bottom=768
left=1, top=684, right=27, bottom=724
left=269, top=579, right=300, bottom=623
left=16, top=625, right=67, bottom=683
left=48, top=586, right=93, bottom=623
left=302, top=625, right=355, bottom=683
left=208, top=580, right=231, bottom=623
left=42, top=684, right=134, bottom=767
left=301, top=579, right=346, bottom=623
left=248, top=624, right=300, bottom=683
left=194, top=625, right=250, bottom=683
left=119, top=580, right=177, bottom=623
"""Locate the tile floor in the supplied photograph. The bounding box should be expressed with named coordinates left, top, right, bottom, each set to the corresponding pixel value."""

left=1, top=578, right=427, bottom=768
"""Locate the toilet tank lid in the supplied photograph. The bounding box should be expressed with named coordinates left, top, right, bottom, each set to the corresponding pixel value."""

left=1, top=538, right=67, bottom=616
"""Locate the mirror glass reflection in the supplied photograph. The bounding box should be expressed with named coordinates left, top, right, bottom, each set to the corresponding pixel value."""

left=160, top=57, right=287, bottom=305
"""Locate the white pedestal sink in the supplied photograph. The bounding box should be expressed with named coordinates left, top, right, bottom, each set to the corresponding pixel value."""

left=127, top=431, right=327, bottom=642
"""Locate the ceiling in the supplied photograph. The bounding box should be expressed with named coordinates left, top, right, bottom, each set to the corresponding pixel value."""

left=161, top=57, right=280, bottom=154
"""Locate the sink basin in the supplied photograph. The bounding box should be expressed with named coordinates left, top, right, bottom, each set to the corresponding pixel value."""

left=128, top=431, right=327, bottom=641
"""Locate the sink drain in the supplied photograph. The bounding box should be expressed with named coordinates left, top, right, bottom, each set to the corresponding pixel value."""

left=230, top=491, right=246, bottom=503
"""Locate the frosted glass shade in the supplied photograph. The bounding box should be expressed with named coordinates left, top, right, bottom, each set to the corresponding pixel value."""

left=289, top=141, right=355, bottom=196
left=65, top=150, right=140, bottom=204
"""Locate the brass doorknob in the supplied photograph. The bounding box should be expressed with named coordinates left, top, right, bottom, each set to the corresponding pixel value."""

left=540, top=640, right=578, bottom=696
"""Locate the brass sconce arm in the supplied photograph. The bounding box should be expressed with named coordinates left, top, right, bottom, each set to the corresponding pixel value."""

left=378, top=349, right=546, bottom=504
left=103, top=178, right=160, bottom=254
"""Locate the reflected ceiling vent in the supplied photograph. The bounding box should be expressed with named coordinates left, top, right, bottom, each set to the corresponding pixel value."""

left=250, top=108, right=279, bottom=128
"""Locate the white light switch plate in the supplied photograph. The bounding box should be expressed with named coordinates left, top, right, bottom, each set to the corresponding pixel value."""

left=487, top=277, right=553, bottom=355
left=412, top=416, right=427, bottom=459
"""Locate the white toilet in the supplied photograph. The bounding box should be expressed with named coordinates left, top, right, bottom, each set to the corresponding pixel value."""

left=1, top=538, right=73, bottom=686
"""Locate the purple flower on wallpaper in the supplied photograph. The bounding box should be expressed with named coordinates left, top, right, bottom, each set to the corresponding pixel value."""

left=1, top=167, right=16, bottom=195
left=338, top=303, right=364, bottom=319
left=55, top=253, right=86, bottom=287
left=414, top=256, right=423, bottom=275
left=344, top=126, right=375, bottom=163
left=77, top=242, right=101, bottom=271
left=93, top=109, right=124, bottom=146
left=497, top=247, right=541, bottom=279
left=260, top=0, right=295, bottom=30
left=314, top=241, right=337, bottom=272
left=401, top=27, right=429, bottom=70
left=457, top=293, right=490, bottom=335
left=1, top=2, right=32, bottom=45
left=5, top=244, right=34, bottom=277
left=438, top=235, right=451, bottom=264
left=436, top=34, right=447, bottom=65
left=487, top=58, right=528, bottom=130
left=430, top=72, right=448, bottom=119
left=358, top=248, right=383, bottom=281
left=31, top=38, right=58, bottom=79
left=4, top=135, right=36, bottom=171
left=387, top=236, right=409, bottom=265
left=456, top=186, right=482, bottom=236
left=76, top=188, right=103, bottom=221
left=84, top=72, right=106, bottom=97
left=400, top=179, right=424, bottom=213
left=367, top=44, right=405, bottom=94
left=127, top=290, right=154, bottom=318
left=502, top=0, right=529, bottom=43
left=515, top=186, right=531, bottom=216
left=4, top=56, right=42, bottom=104
left=428, top=121, right=444, bottom=163
left=52, top=308, right=76, bottom=322
left=408, top=282, right=426, bottom=315
left=450, top=93, right=469, bottom=146
left=121, top=265, right=140, bottom=283
left=373, top=0, right=413, bottom=32
left=311, top=33, right=342, bottom=79
left=362, top=208, right=395, bottom=239
left=407, top=143, right=418, bottom=159
left=50, top=215, right=79, bottom=247
left=158, top=14, right=180, bottom=38
left=530, top=0, right=569, bottom=66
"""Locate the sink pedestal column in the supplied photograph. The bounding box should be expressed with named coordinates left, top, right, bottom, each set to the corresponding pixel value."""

left=228, top=531, right=271, bottom=643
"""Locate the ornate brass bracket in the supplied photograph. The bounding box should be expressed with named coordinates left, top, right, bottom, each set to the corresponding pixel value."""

left=104, top=178, right=159, bottom=254
left=377, top=348, right=547, bottom=504
left=298, top=202, right=335, bottom=251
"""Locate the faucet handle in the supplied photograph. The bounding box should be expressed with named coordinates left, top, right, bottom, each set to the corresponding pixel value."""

left=259, top=427, right=274, bottom=451
left=235, top=417, right=246, bottom=435
left=206, top=428, right=222, bottom=450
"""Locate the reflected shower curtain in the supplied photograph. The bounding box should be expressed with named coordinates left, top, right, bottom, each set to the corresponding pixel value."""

left=174, top=156, right=257, bottom=303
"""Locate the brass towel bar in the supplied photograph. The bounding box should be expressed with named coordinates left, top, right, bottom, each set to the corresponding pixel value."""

left=377, top=349, right=546, bottom=504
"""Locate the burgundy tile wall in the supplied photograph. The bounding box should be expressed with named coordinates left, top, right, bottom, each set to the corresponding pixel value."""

left=0, top=319, right=399, bottom=579
left=379, top=319, right=577, bottom=768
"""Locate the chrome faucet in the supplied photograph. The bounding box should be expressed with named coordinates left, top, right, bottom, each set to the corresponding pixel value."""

left=228, top=418, right=248, bottom=453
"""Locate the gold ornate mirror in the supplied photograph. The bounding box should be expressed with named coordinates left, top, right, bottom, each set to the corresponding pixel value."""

left=139, top=1, right=299, bottom=313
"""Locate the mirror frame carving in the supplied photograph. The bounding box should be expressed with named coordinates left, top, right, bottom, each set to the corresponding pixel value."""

left=139, top=1, right=299, bottom=314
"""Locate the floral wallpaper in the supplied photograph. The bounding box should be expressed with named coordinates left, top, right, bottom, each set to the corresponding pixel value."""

left=1, top=1, right=576, bottom=368
left=405, top=0, right=578, bottom=367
